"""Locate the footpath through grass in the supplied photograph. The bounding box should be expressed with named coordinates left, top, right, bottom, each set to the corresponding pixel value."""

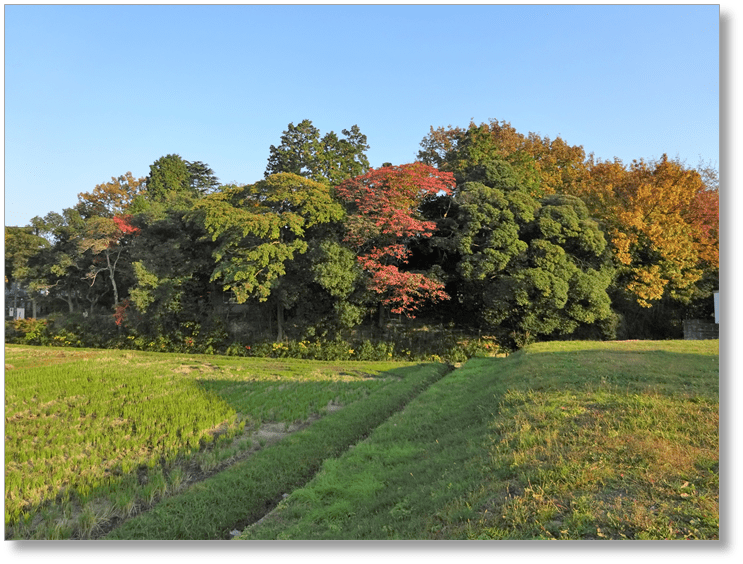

left=239, top=339, right=719, bottom=540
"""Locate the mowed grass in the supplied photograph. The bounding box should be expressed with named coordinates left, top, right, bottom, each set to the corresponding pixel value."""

left=3, top=345, right=420, bottom=539
left=239, top=339, right=719, bottom=540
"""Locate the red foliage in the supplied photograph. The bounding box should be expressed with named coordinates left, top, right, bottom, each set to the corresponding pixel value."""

left=336, top=163, right=454, bottom=247
left=336, top=163, right=454, bottom=315
left=112, top=214, right=140, bottom=236
left=99, top=214, right=141, bottom=250
left=113, top=299, right=130, bottom=327
left=365, top=264, right=450, bottom=315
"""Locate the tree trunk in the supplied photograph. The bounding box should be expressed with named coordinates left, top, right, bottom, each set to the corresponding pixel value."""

left=377, top=302, right=385, bottom=330
left=87, top=297, right=98, bottom=317
left=106, top=250, right=119, bottom=306
left=267, top=302, right=272, bottom=341
left=276, top=299, right=285, bottom=342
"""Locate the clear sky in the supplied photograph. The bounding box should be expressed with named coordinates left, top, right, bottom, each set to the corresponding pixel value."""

left=3, top=3, right=721, bottom=228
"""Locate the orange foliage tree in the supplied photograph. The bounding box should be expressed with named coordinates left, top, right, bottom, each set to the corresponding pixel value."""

left=565, top=154, right=718, bottom=307
left=76, top=172, right=145, bottom=218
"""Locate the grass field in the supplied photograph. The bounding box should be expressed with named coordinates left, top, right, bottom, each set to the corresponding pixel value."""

left=238, top=339, right=719, bottom=540
left=4, top=340, right=719, bottom=540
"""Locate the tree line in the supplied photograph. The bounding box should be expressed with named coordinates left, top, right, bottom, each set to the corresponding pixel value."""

left=5, top=118, right=719, bottom=349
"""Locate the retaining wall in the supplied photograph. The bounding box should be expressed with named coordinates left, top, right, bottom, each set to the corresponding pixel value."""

left=683, top=319, right=719, bottom=340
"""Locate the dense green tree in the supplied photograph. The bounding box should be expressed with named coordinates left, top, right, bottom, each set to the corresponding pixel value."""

left=122, top=155, right=221, bottom=223
left=5, top=226, right=49, bottom=288
left=129, top=154, right=208, bottom=218
left=4, top=225, right=50, bottom=317
left=438, top=124, right=542, bottom=197
left=144, top=154, right=194, bottom=201
left=186, top=160, right=220, bottom=195
left=266, top=119, right=370, bottom=185
left=453, top=156, right=613, bottom=347
left=127, top=211, right=218, bottom=336
left=307, top=239, right=366, bottom=331
left=25, top=209, right=99, bottom=314
left=190, top=172, right=345, bottom=341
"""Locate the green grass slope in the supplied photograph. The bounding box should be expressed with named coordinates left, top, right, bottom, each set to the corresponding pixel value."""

left=239, top=339, right=719, bottom=540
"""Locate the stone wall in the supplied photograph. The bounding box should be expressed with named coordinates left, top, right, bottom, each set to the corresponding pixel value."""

left=683, top=319, right=719, bottom=340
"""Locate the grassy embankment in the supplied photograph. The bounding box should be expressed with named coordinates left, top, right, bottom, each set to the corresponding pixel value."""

left=4, top=345, right=440, bottom=539
left=238, top=339, right=719, bottom=540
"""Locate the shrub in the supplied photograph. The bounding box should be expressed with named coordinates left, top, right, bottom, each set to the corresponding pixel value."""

left=6, top=318, right=51, bottom=345
left=4, top=314, right=500, bottom=363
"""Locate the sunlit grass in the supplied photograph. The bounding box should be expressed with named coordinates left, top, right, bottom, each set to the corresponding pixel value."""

left=240, top=340, right=718, bottom=540
left=469, top=386, right=718, bottom=539
left=5, top=340, right=718, bottom=540
left=105, top=362, right=449, bottom=540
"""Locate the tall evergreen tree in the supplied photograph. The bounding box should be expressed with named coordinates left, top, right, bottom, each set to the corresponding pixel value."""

left=266, top=119, right=370, bottom=185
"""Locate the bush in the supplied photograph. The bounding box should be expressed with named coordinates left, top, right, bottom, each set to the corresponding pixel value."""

left=6, top=318, right=51, bottom=345
left=5, top=314, right=501, bottom=363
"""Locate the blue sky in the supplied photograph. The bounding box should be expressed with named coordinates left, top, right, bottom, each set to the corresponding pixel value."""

left=3, top=3, right=721, bottom=228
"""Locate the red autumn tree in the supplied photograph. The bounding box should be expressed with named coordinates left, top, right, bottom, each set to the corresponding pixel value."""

left=335, top=163, right=455, bottom=317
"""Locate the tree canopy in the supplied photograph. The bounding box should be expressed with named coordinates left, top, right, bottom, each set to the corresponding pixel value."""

left=8, top=118, right=718, bottom=348
left=451, top=155, right=613, bottom=346
left=266, top=119, right=370, bottom=185
left=335, top=163, right=455, bottom=317
left=76, top=172, right=145, bottom=218
left=564, top=154, right=718, bottom=307
left=191, top=172, right=344, bottom=304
